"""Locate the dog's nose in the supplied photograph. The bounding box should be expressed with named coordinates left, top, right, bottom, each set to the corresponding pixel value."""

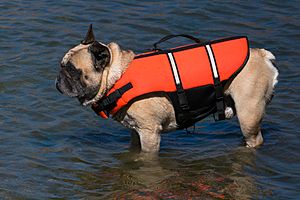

left=55, top=79, right=63, bottom=94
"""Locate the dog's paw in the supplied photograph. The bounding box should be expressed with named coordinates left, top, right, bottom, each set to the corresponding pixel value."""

left=245, top=131, right=264, bottom=148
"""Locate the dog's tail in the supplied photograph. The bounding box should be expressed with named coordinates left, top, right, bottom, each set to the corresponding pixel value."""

left=262, top=49, right=279, bottom=87
left=261, top=49, right=279, bottom=104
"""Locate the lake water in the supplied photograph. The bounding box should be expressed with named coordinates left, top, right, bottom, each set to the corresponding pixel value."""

left=1, top=0, right=299, bottom=199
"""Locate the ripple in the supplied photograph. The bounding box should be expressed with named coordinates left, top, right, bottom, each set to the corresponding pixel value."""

left=0, top=0, right=299, bottom=199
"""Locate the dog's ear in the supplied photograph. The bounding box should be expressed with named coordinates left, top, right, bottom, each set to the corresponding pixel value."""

left=89, top=42, right=111, bottom=71
left=81, top=24, right=95, bottom=45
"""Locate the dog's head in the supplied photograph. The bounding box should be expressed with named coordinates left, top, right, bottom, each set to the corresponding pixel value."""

left=56, top=24, right=134, bottom=106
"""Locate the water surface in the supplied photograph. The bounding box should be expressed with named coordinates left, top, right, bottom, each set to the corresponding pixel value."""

left=1, top=0, right=300, bottom=199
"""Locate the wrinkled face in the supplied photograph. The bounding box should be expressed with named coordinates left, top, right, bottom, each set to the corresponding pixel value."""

left=56, top=25, right=111, bottom=105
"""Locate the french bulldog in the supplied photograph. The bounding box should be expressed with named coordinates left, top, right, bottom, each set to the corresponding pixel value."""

left=56, top=25, right=278, bottom=153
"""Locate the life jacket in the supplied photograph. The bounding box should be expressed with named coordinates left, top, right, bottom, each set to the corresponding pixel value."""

left=92, top=36, right=249, bottom=129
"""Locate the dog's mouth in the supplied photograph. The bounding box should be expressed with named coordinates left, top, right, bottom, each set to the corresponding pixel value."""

left=77, top=85, right=101, bottom=106
left=80, top=96, right=98, bottom=106
left=55, top=76, right=79, bottom=98
left=56, top=69, right=101, bottom=107
left=56, top=77, right=101, bottom=107
left=78, top=96, right=94, bottom=106
left=55, top=79, right=63, bottom=94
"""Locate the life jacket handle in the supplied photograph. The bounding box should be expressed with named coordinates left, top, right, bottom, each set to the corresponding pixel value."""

left=153, top=34, right=202, bottom=51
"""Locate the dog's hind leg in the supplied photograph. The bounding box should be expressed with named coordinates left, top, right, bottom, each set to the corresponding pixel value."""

left=225, top=86, right=264, bottom=147
left=235, top=99, right=265, bottom=147
left=226, top=48, right=278, bottom=147
left=225, top=89, right=264, bottom=147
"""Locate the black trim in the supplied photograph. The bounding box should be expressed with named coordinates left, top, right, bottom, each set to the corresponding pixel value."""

left=135, top=36, right=248, bottom=59
left=225, top=36, right=250, bottom=82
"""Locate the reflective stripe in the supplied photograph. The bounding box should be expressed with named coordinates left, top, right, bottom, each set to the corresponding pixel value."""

left=205, top=45, right=219, bottom=78
left=167, top=53, right=180, bottom=85
left=92, top=37, right=249, bottom=119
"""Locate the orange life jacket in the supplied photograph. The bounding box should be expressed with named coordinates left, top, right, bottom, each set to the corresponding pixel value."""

left=92, top=36, right=249, bottom=129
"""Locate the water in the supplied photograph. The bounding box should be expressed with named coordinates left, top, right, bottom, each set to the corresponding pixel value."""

left=1, top=0, right=299, bottom=199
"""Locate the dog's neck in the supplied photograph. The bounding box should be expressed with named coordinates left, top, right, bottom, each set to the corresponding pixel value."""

left=106, top=42, right=135, bottom=90
left=83, top=42, right=135, bottom=106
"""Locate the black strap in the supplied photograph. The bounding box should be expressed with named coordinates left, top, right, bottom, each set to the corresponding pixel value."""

left=176, top=86, right=190, bottom=111
left=166, top=52, right=190, bottom=112
left=214, top=83, right=225, bottom=121
left=204, top=45, right=225, bottom=121
left=153, top=34, right=202, bottom=51
left=93, top=83, right=133, bottom=114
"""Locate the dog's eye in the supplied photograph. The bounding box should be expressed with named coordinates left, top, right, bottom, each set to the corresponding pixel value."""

left=64, top=62, right=82, bottom=80
left=84, top=75, right=89, bottom=80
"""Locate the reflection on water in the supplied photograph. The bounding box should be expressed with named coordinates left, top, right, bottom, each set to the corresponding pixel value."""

left=1, top=0, right=300, bottom=199
left=65, top=148, right=258, bottom=199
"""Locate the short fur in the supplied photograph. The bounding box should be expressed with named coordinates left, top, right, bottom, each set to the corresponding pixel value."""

left=56, top=27, right=278, bottom=153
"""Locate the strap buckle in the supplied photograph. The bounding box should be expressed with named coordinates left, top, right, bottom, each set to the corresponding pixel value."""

left=214, top=83, right=225, bottom=121
left=177, top=90, right=190, bottom=111
left=93, top=82, right=133, bottom=115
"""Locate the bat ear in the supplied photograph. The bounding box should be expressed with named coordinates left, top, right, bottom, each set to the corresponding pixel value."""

left=90, top=42, right=110, bottom=71
left=81, top=24, right=95, bottom=45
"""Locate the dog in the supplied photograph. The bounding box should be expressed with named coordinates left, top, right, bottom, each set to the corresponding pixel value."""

left=56, top=25, right=278, bottom=153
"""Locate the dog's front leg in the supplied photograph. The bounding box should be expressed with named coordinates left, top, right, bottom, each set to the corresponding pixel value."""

left=136, top=127, right=161, bottom=153
left=119, top=113, right=163, bottom=153
left=118, top=95, right=174, bottom=153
